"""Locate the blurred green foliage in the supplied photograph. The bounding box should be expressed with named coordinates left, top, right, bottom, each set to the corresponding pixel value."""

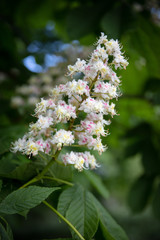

left=0, top=0, right=160, bottom=239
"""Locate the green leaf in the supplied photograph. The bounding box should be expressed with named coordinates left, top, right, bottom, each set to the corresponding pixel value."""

left=128, top=174, right=154, bottom=213
left=83, top=170, right=109, bottom=199
left=6, top=223, right=13, bottom=240
left=58, top=185, right=99, bottom=240
left=50, top=162, right=73, bottom=181
left=0, top=125, right=27, bottom=154
left=152, top=184, right=160, bottom=220
left=0, top=154, right=17, bottom=175
left=3, top=219, right=13, bottom=240
left=0, top=186, right=60, bottom=215
left=0, top=217, right=13, bottom=240
left=58, top=187, right=75, bottom=216
left=0, top=222, right=10, bottom=240
left=8, top=162, right=38, bottom=181
left=0, top=153, right=39, bottom=181
left=0, top=136, right=13, bottom=155
left=18, top=209, right=29, bottom=219
left=92, top=195, right=128, bottom=240
left=66, top=190, right=99, bottom=240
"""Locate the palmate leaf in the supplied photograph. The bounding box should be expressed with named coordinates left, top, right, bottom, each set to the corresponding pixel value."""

left=58, top=185, right=128, bottom=240
left=58, top=184, right=99, bottom=240
left=0, top=186, right=60, bottom=215
left=92, top=195, right=129, bottom=240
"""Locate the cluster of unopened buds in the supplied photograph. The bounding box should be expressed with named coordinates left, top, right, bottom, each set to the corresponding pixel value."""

left=11, top=33, right=128, bottom=171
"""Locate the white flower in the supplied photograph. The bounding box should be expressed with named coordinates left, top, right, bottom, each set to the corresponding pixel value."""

left=62, top=151, right=98, bottom=171
left=51, top=129, right=74, bottom=149
left=109, top=70, right=121, bottom=85
left=86, top=113, right=111, bottom=125
left=91, top=45, right=108, bottom=61
left=25, top=138, right=42, bottom=156
left=47, top=99, right=56, bottom=109
left=51, top=84, right=67, bottom=97
left=104, top=39, right=121, bottom=55
left=68, top=58, right=86, bottom=75
left=83, top=151, right=99, bottom=169
left=77, top=133, right=96, bottom=148
left=113, top=53, right=129, bottom=69
left=92, top=137, right=107, bottom=155
left=79, top=120, right=107, bottom=136
left=11, top=135, right=27, bottom=153
left=36, top=139, right=51, bottom=154
left=107, top=102, right=117, bottom=116
left=37, top=115, right=53, bottom=129
left=62, top=151, right=84, bottom=171
left=93, top=60, right=108, bottom=78
left=29, top=122, right=39, bottom=135
left=62, top=151, right=77, bottom=165
left=53, top=101, right=76, bottom=122
left=84, top=64, right=98, bottom=79
left=96, top=32, right=108, bottom=45
left=35, top=98, right=49, bottom=115
left=66, top=79, right=89, bottom=96
left=68, top=94, right=82, bottom=107
left=92, top=121, right=107, bottom=136
left=94, top=81, right=118, bottom=99
left=79, top=98, right=104, bottom=114
left=74, top=156, right=85, bottom=171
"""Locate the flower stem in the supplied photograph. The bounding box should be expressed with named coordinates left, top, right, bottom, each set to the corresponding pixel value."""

left=43, top=201, right=85, bottom=240
left=19, top=177, right=38, bottom=189
left=20, top=150, right=60, bottom=189
left=55, top=159, right=65, bottom=166
left=42, top=176, right=73, bottom=187
left=72, top=94, right=81, bottom=103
